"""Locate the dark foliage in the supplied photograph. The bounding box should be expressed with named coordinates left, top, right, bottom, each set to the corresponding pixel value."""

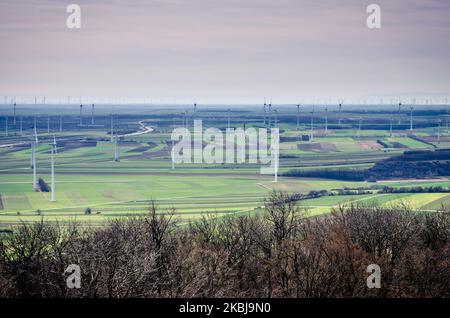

left=380, top=186, right=450, bottom=194
left=0, top=194, right=449, bottom=298
left=369, top=160, right=450, bottom=179
left=38, top=178, right=50, bottom=192
left=284, top=149, right=450, bottom=181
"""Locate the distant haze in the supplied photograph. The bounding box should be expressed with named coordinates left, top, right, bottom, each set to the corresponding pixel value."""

left=1, top=0, right=450, bottom=104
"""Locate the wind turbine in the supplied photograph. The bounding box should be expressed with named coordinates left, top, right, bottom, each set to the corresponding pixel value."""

left=50, top=136, right=57, bottom=202
left=4, top=117, right=8, bottom=137
left=91, top=104, right=95, bottom=125
left=79, top=104, right=83, bottom=126
left=13, top=102, right=16, bottom=125
left=33, top=117, right=39, bottom=145
left=263, top=99, right=267, bottom=126
left=268, top=101, right=272, bottom=128
left=338, top=102, right=343, bottom=127
left=59, top=115, right=63, bottom=132
left=30, top=120, right=39, bottom=190
left=110, top=114, right=114, bottom=142
left=53, top=135, right=58, bottom=153
left=114, top=129, right=119, bottom=162
left=398, top=100, right=402, bottom=125
left=47, top=115, right=50, bottom=133
left=409, top=105, right=414, bottom=131
left=31, top=142, right=37, bottom=191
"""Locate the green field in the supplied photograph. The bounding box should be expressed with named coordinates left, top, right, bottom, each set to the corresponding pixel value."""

left=1, top=105, right=450, bottom=228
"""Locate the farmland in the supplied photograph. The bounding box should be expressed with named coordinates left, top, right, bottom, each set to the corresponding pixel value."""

left=1, top=104, right=450, bottom=229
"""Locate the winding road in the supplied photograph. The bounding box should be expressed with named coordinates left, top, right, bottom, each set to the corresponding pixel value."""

left=120, top=120, right=154, bottom=137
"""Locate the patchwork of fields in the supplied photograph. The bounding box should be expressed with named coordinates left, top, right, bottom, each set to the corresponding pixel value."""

left=1, top=106, right=450, bottom=228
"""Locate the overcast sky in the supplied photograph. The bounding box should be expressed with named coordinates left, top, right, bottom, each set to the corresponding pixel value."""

left=1, top=0, right=450, bottom=104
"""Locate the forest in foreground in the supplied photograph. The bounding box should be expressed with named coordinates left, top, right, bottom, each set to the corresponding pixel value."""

left=0, top=192, right=449, bottom=298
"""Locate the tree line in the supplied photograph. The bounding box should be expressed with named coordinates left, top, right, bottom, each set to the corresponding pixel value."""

left=285, top=149, right=450, bottom=181
left=0, top=193, right=449, bottom=298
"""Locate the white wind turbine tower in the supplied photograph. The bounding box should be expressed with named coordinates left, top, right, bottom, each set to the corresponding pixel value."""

left=79, top=104, right=84, bottom=126
left=110, top=114, right=114, bottom=142
left=4, top=117, right=8, bottom=137
left=13, top=102, right=16, bottom=125
left=31, top=142, right=37, bottom=191
left=47, top=115, right=50, bottom=133
left=91, top=104, right=95, bottom=125
left=263, top=99, right=267, bottom=127
left=268, top=101, right=272, bottom=128
left=30, top=126, right=40, bottom=190
left=34, top=117, right=39, bottom=145
left=50, top=135, right=57, bottom=202
left=114, top=132, right=119, bottom=162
